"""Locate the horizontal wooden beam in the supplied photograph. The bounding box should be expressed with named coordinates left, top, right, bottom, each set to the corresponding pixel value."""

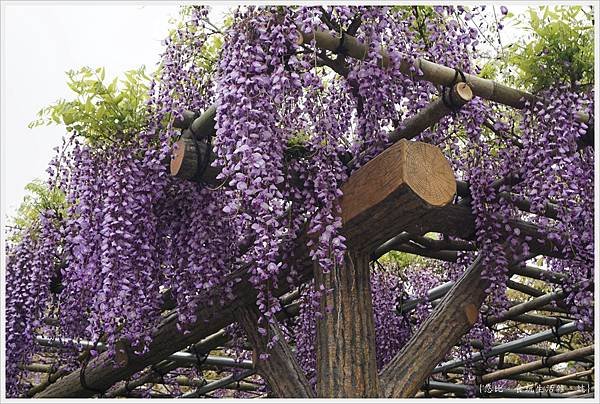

left=301, top=29, right=591, bottom=123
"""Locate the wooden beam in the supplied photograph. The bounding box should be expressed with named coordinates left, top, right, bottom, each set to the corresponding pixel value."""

left=388, top=82, right=472, bottom=142
left=234, top=304, right=314, bottom=398
left=341, top=139, right=456, bottom=252
left=35, top=139, right=456, bottom=398
left=314, top=251, right=379, bottom=397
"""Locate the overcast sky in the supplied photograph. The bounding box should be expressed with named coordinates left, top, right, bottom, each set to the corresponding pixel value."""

left=1, top=3, right=190, bottom=218
left=1, top=2, right=528, bottom=220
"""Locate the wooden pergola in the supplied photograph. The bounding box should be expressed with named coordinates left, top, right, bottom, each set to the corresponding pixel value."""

left=27, top=28, right=594, bottom=399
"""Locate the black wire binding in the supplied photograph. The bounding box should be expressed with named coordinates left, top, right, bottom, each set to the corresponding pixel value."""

left=150, top=363, right=168, bottom=389
left=124, top=377, right=134, bottom=393
left=541, top=354, right=550, bottom=369
left=191, top=135, right=213, bottom=184
left=551, top=316, right=568, bottom=350
left=191, top=344, right=210, bottom=371
left=423, top=376, right=431, bottom=397
left=79, top=356, right=105, bottom=396
left=334, top=31, right=347, bottom=54
left=441, top=67, right=468, bottom=112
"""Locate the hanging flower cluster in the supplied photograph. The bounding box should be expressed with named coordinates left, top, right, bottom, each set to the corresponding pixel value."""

left=5, top=5, right=594, bottom=397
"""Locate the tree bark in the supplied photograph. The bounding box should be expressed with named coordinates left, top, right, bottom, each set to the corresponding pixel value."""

left=379, top=255, right=487, bottom=397
left=234, top=304, right=314, bottom=398
left=35, top=139, right=456, bottom=398
left=314, top=251, right=379, bottom=397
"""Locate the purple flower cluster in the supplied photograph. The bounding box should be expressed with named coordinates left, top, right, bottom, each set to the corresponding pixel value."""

left=4, top=5, right=594, bottom=397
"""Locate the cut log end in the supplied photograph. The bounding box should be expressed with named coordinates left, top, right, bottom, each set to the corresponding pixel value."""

left=464, top=303, right=479, bottom=326
left=339, top=139, right=456, bottom=252
left=454, top=82, right=473, bottom=103
left=170, top=138, right=198, bottom=180
left=403, top=140, right=457, bottom=208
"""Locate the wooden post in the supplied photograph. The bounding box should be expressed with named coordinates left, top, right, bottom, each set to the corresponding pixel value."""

left=314, top=140, right=456, bottom=397
left=233, top=304, right=314, bottom=398
left=314, top=251, right=379, bottom=397
left=379, top=255, right=488, bottom=397
left=35, top=139, right=457, bottom=398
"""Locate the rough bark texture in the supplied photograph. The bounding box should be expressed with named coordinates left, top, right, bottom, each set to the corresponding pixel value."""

left=341, top=139, right=456, bottom=252
left=234, top=304, right=314, bottom=398
left=314, top=251, right=379, bottom=397
left=36, top=140, right=455, bottom=398
left=388, top=83, right=472, bottom=143
left=379, top=255, right=488, bottom=397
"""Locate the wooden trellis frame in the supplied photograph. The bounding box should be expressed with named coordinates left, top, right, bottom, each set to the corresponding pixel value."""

left=27, top=28, right=594, bottom=399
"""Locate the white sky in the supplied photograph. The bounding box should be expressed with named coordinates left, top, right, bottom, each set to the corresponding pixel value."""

left=1, top=2, right=189, bottom=218
left=0, top=2, right=533, bottom=220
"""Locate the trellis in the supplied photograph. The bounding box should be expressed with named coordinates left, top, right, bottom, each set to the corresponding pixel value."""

left=25, top=27, right=595, bottom=399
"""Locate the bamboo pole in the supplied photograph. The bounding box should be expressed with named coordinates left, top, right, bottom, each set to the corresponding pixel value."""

left=396, top=265, right=567, bottom=314
left=301, top=30, right=591, bottom=123
left=490, top=278, right=590, bottom=324
left=433, top=321, right=580, bottom=374
left=182, top=370, right=255, bottom=398
left=540, top=369, right=594, bottom=386
left=480, top=345, right=594, bottom=384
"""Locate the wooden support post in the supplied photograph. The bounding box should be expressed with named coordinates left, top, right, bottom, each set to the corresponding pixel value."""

left=35, top=138, right=456, bottom=398
left=314, top=251, right=379, bottom=397
left=315, top=140, right=456, bottom=397
left=233, top=304, right=314, bottom=398
left=379, top=254, right=489, bottom=397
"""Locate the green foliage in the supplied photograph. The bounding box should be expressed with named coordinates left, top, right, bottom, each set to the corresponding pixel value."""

left=378, top=251, right=422, bottom=268
left=29, top=66, right=150, bottom=145
left=505, top=6, right=594, bottom=91
left=165, top=6, right=230, bottom=75
left=8, top=180, right=68, bottom=242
